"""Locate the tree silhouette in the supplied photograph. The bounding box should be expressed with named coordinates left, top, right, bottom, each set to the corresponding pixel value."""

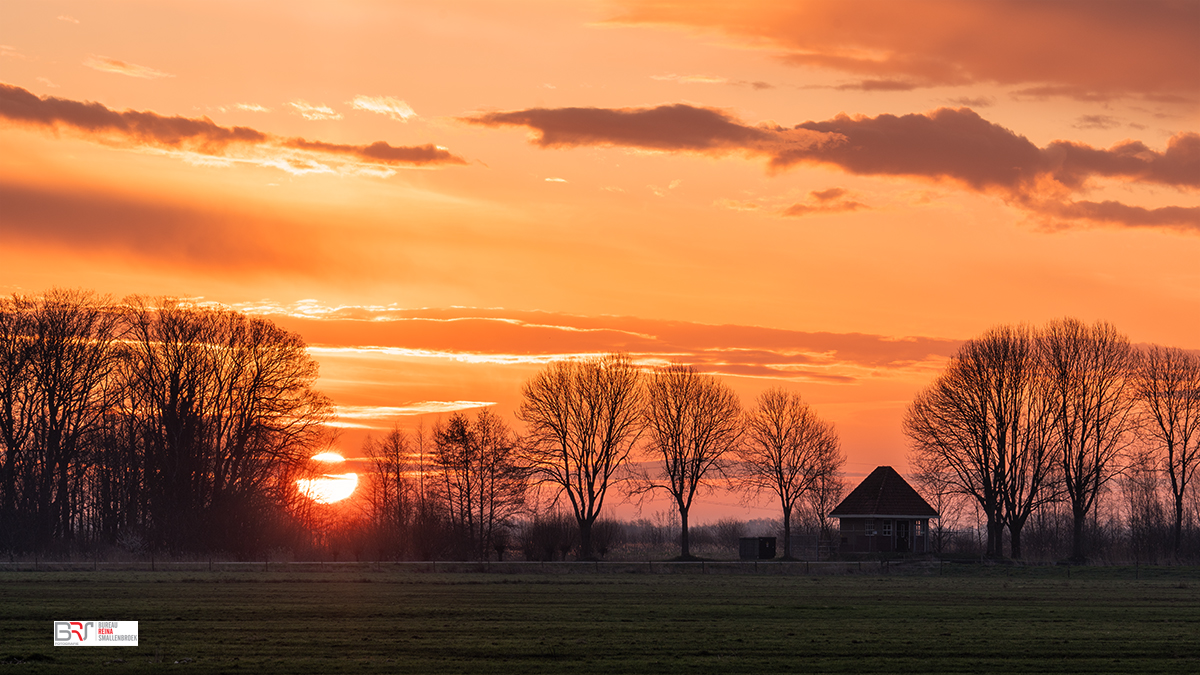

left=1043, top=318, right=1138, bottom=563
left=636, top=365, right=742, bottom=560
left=1133, top=345, right=1200, bottom=557
left=518, top=353, right=643, bottom=559
left=737, top=388, right=842, bottom=559
left=905, top=324, right=1056, bottom=559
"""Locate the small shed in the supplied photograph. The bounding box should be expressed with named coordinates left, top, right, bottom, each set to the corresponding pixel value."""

left=738, top=537, right=777, bottom=560
left=830, top=466, right=938, bottom=554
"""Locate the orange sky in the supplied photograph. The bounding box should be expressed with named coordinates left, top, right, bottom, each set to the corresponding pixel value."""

left=2, top=0, right=1198, bottom=521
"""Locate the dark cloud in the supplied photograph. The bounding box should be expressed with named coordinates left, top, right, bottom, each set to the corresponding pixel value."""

left=0, top=83, right=466, bottom=168
left=609, top=0, right=1200, bottom=100
left=472, top=102, right=1199, bottom=231
left=466, top=104, right=782, bottom=152
left=1072, top=115, right=1123, bottom=130
left=282, top=138, right=466, bottom=165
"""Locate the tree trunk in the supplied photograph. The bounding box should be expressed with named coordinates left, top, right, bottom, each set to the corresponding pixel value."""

left=578, top=517, right=593, bottom=561
left=987, top=516, right=1004, bottom=559
left=1009, top=520, right=1024, bottom=560
left=1070, top=505, right=1087, bottom=563
left=679, top=506, right=690, bottom=559
left=782, top=507, right=792, bottom=560
left=1173, top=493, right=1184, bottom=558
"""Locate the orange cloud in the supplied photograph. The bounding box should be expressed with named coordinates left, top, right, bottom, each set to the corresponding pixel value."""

left=83, top=55, right=174, bottom=79
left=0, top=83, right=466, bottom=171
left=609, top=0, right=1200, bottom=100
left=251, top=305, right=962, bottom=383
left=783, top=187, right=865, bottom=218
left=468, top=103, right=1199, bottom=231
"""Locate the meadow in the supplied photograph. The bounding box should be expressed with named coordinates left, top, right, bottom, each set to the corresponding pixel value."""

left=2, top=564, right=1198, bottom=673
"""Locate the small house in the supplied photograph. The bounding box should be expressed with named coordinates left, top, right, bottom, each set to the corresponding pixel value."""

left=831, top=466, right=938, bottom=554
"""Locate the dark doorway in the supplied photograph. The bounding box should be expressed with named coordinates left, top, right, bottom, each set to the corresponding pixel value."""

left=896, top=520, right=910, bottom=553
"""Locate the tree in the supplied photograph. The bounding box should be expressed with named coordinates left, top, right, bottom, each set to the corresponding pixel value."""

left=905, top=324, right=1056, bottom=558
left=121, top=298, right=331, bottom=553
left=1133, top=345, right=1200, bottom=556
left=363, top=426, right=414, bottom=558
left=637, top=365, right=742, bottom=559
left=518, top=353, right=643, bottom=559
left=738, top=388, right=842, bottom=559
left=1042, top=318, right=1138, bottom=563
left=434, top=409, right=528, bottom=560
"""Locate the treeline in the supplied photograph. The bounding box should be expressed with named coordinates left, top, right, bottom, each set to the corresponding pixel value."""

left=907, top=318, right=1200, bottom=563
left=347, top=356, right=846, bottom=562
left=0, top=290, right=330, bottom=556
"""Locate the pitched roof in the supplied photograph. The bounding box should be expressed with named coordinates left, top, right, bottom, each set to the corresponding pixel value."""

left=830, top=466, right=939, bottom=518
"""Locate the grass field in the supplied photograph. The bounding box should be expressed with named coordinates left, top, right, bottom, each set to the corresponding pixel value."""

left=2, top=565, right=1198, bottom=673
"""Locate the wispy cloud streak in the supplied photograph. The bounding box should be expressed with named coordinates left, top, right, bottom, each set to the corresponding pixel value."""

left=83, top=55, right=174, bottom=79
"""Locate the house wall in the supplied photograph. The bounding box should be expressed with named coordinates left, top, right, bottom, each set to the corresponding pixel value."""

left=838, top=517, right=931, bottom=554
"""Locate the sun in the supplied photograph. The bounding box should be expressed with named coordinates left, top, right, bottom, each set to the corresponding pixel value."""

left=296, top=452, right=359, bottom=504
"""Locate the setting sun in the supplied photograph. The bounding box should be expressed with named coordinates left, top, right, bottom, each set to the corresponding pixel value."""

left=296, top=473, right=359, bottom=505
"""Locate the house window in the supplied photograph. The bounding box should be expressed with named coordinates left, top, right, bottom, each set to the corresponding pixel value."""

left=915, top=520, right=923, bottom=536
left=866, top=519, right=875, bottom=536
left=882, top=520, right=892, bottom=536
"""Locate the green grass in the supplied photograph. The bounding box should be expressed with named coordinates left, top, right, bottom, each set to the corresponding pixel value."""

left=2, top=566, right=1198, bottom=673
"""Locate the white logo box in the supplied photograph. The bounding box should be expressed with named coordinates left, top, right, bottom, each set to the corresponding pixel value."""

left=53, top=621, right=139, bottom=646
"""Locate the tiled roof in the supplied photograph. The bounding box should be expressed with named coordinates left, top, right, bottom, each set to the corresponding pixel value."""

left=830, top=466, right=939, bottom=518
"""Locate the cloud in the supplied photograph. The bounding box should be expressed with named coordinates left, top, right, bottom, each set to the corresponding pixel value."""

left=608, top=0, right=1200, bottom=100
left=248, top=304, right=963, bottom=384
left=0, top=83, right=467, bottom=171
left=835, top=79, right=920, bottom=92
left=783, top=187, right=865, bottom=217
left=469, top=102, right=1199, bottom=232
left=83, top=55, right=174, bottom=79
left=234, top=103, right=270, bottom=113
left=651, top=73, right=729, bottom=85
left=1, top=46, right=29, bottom=61
left=350, top=95, right=417, bottom=122
left=36, top=77, right=59, bottom=89
left=287, top=100, right=342, bottom=120
left=57, top=15, right=80, bottom=24
left=465, top=103, right=828, bottom=154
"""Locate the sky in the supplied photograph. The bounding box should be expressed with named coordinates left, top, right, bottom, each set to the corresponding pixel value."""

left=2, top=0, right=1198, bottom=521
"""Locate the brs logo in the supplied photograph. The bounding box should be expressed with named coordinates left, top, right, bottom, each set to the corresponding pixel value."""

left=53, top=621, right=93, bottom=644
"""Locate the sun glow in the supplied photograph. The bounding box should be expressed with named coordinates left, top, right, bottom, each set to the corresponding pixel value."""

left=297, top=452, right=357, bottom=503
left=297, top=473, right=359, bottom=504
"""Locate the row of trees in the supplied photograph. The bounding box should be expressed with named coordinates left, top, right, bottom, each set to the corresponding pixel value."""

left=907, top=318, right=1199, bottom=562
left=0, top=290, right=331, bottom=555
left=355, top=355, right=846, bottom=561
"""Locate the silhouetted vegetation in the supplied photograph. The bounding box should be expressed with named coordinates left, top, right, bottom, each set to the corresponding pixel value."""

left=3, top=291, right=1197, bottom=565
left=0, top=290, right=331, bottom=558
left=908, top=318, right=1200, bottom=563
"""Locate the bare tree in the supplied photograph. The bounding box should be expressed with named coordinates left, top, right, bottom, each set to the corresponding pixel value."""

left=737, top=388, right=843, bottom=559
left=1133, top=345, right=1200, bottom=556
left=518, top=353, right=643, bottom=559
left=363, top=426, right=414, bottom=558
left=909, top=462, right=967, bottom=555
left=1042, top=318, right=1138, bottom=562
left=636, top=365, right=742, bottom=559
left=905, top=324, right=1056, bottom=558
left=804, top=472, right=846, bottom=560
left=434, top=408, right=528, bottom=560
